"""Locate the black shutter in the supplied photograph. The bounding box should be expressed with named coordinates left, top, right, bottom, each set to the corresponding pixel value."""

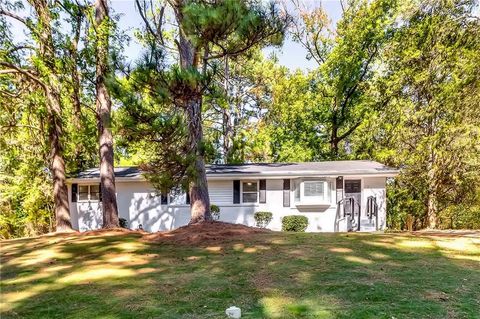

left=233, top=180, right=240, bottom=204
left=259, top=179, right=266, bottom=203
left=161, top=191, right=168, bottom=205
left=99, top=183, right=102, bottom=202
left=336, top=176, right=344, bottom=202
left=186, top=191, right=190, bottom=205
left=283, top=179, right=290, bottom=207
left=72, top=183, right=78, bottom=202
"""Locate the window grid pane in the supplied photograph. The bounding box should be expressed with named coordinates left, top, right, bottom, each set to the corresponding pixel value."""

left=90, top=185, right=100, bottom=201
left=304, top=181, right=324, bottom=197
left=242, top=182, right=257, bottom=192
left=242, top=193, right=258, bottom=203
left=242, top=181, right=258, bottom=203
left=79, top=185, right=89, bottom=201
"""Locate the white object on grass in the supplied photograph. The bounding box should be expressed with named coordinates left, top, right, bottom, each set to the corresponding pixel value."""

left=225, top=306, right=241, bottom=318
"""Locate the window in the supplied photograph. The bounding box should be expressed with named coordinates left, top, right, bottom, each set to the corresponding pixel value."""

left=242, top=181, right=258, bottom=203
left=294, top=180, right=301, bottom=201
left=168, top=187, right=189, bottom=205
left=79, top=185, right=89, bottom=201
left=304, top=181, right=325, bottom=197
left=293, top=180, right=334, bottom=205
left=78, top=185, right=100, bottom=201
left=90, top=185, right=100, bottom=201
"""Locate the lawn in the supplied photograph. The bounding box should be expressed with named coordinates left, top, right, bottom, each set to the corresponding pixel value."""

left=1, top=226, right=479, bottom=319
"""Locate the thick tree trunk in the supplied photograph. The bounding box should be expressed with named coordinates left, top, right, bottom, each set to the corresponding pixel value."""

left=186, top=98, right=212, bottom=224
left=95, top=0, right=119, bottom=228
left=33, top=0, right=72, bottom=232
left=330, top=108, right=340, bottom=157
left=175, top=3, right=212, bottom=223
left=47, top=90, right=73, bottom=232
left=330, top=129, right=339, bottom=157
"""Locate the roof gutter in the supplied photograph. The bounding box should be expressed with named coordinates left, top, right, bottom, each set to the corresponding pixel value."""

left=67, top=170, right=399, bottom=183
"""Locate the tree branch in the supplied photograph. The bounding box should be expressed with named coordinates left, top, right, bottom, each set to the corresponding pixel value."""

left=0, top=8, right=28, bottom=25
left=337, top=121, right=362, bottom=142
left=0, top=62, right=46, bottom=89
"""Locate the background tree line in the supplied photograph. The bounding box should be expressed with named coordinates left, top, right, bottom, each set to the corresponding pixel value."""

left=1, top=0, right=479, bottom=238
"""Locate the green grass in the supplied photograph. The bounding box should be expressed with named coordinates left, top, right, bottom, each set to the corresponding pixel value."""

left=1, top=230, right=479, bottom=318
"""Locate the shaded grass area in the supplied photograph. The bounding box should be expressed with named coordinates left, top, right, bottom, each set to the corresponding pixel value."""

left=1, top=231, right=479, bottom=318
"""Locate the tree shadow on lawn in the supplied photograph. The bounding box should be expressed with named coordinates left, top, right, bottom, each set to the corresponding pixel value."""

left=1, top=231, right=479, bottom=319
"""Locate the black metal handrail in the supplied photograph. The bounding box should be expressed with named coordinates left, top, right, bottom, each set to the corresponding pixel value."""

left=337, top=196, right=361, bottom=231
left=366, top=196, right=379, bottom=231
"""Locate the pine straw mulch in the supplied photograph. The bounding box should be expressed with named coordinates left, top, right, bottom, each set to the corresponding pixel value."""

left=81, top=227, right=148, bottom=237
left=142, top=221, right=270, bottom=245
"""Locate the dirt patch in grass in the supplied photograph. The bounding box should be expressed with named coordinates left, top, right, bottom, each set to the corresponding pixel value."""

left=142, top=221, right=269, bottom=245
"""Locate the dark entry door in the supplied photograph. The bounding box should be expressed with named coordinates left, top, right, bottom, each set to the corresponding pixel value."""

left=344, top=179, right=361, bottom=231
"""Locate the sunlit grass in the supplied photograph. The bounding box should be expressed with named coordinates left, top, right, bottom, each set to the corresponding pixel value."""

left=1, top=231, right=479, bottom=318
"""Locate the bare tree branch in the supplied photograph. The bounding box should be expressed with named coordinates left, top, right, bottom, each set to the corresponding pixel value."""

left=0, top=62, right=46, bottom=89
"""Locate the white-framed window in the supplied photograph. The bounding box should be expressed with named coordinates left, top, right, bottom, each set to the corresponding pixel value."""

left=242, top=181, right=258, bottom=203
left=293, top=179, right=333, bottom=204
left=304, top=181, right=325, bottom=198
left=294, top=180, right=301, bottom=201
left=78, top=184, right=100, bottom=201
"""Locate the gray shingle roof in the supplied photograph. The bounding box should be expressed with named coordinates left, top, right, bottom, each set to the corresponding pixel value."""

left=72, top=160, right=398, bottom=180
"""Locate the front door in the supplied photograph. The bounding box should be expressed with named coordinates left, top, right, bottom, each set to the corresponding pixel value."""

left=344, top=179, right=361, bottom=231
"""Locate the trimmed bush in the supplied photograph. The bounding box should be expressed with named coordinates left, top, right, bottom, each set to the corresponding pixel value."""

left=254, top=211, right=273, bottom=228
left=211, top=204, right=220, bottom=220
left=119, top=218, right=128, bottom=229
left=282, top=215, right=308, bottom=232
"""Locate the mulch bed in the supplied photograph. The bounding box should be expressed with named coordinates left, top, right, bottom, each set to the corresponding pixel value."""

left=142, top=221, right=270, bottom=245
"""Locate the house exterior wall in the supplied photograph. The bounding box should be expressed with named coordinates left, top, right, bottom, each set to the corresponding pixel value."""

left=68, top=176, right=387, bottom=233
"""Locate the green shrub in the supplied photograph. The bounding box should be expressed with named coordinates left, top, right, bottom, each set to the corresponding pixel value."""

left=211, top=204, right=220, bottom=220
left=254, top=211, right=273, bottom=228
left=282, top=215, right=308, bottom=232
left=119, top=218, right=128, bottom=228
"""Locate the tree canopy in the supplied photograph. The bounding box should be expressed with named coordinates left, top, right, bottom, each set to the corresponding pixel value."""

left=1, top=0, right=479, bottom=238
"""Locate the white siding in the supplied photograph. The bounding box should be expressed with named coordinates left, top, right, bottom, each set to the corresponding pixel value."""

left=69, top=175, right=388, bottom=233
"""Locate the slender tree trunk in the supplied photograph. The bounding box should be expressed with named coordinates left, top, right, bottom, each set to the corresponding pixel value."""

left=175, top=2, right=212, bottom=223
left=70, top=33, right=82, bottom=129
left=222, top=56, right=233, bottom=162
left=32, top=0, right=72, bottom=231
left=425, top=149, right=438, bottom=229
left=426, top=191, right=438, bottom=229
left=95, top=0, right=119, bottom=228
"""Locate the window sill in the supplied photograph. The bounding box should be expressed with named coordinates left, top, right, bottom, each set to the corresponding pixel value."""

left=295, top=202, right=331, bottom=208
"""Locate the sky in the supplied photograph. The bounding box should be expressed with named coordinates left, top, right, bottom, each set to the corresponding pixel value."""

left=8, top=0, right=344, bottom=71
left=110, top=0, right=344, bottom=71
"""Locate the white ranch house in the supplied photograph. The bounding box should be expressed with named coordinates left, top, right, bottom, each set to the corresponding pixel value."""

left=67, top=160, right=398, bottom=232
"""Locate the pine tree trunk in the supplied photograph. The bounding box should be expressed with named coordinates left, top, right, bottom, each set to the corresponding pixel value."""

left=175, top=2, right=212, bottom=223
left=186, top=98, right=212, bottom=224
left=47, top=90, right=73, bottom=232
left=95, top=0, right=119, bottom=228
left=33, top=0, right=72, bottom=232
